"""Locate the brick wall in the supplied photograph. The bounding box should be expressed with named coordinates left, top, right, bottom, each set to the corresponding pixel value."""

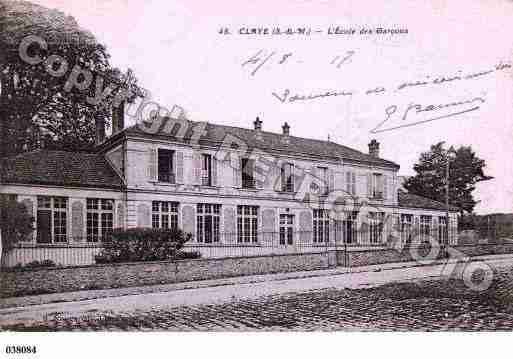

left=0, top=252, right=334, bottom=298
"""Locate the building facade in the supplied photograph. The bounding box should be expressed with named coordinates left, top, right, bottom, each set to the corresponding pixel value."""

left=0, top=114, right=459, bottom=267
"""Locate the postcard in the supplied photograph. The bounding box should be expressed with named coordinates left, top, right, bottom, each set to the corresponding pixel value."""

left=1, top=0, right=512, bottom=357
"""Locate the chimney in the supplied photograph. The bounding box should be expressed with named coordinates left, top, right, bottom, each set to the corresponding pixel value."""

left=254, top=117, right=262, bottom=131
left=112, top=100, right=125, bottom=135
left=254, top=117, right=263, bottom=140
left=281, top=122, right=290, bottom=144
left=368, top=139, right=380, bottom=158
left=95, top=118, right=106, bottom=145
left=282, top=122, right=290, bottom=136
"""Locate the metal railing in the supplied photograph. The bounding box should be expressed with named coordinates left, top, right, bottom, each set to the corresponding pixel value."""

left=1, top=227, right=460, bottom=268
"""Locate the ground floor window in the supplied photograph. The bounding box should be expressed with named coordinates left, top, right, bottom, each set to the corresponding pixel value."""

left=152, top=201, right=179, bottom=230
left=401, top=214, right=413, bottom=243
left=197, top=203, right=221, bottom=243
left=368, top=212, right=384, bottom=244
left=420, top=215, right=432, bottom=242
left=37, top=196, right=68, bottom=243
left=237, top=205, right=258, bottom=243
left=87, top=198, right=114, bottom=242
left=279, top=214, right=294, bottom=245
left=313, top=209, right=330, bottom=243
left=0, top=194, right=17, bottom=202
left=341, top=211, right=358, bottom=244
left=438, top=216, right=448, bottom=244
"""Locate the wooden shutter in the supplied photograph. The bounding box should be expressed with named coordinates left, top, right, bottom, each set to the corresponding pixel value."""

left=232, top=153, right=241, bottom=188
left=274, top=163, right=283, bottom=191
left=291, top=164, right=295, bottom=192
left=383, top=175, right=388, bottom=199
left=193, top=152, right=202, bottom=185
left=367, top=173, right=373, bottom=197
left=211, top=155, right=218, bottom=186
left=346, top=172, right=351, bottom=194
left=351, top=173, right=356, bottom=195
left=335, top=171, right=344, bottom=191
left=175, top=151, right=184, bottom=183
left=433, top=216, right=439, bottom=242
left=148, top=148, right=157, bottom=181
left=328, top=169, right=335, bottom=193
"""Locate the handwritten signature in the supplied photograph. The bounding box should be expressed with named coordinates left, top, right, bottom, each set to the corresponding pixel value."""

left=370, top=96, right=486, bottom=133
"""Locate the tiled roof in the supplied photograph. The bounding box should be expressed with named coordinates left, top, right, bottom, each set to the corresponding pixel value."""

left=398, top=190, right=459, bottom=212
left=0, top=150, right=123, bottom=189
left=119, top=121, right=400, bottom=169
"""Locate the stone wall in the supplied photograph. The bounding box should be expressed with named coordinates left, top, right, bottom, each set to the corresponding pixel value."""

left=343, top=245, right=444, bottom=267
left=0, top=252, right=334, bottom=298
left=342, top=243, right=513, bottom=267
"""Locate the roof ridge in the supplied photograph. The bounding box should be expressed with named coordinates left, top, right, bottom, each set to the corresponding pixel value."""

left=123, top=120, right=400, bottom=168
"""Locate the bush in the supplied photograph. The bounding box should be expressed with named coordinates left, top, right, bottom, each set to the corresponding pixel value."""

left=10, top=259, right=56, bottom=271
left=175, top=251, right=201, bottom=260
left=94, top=228, right=196, bottom=264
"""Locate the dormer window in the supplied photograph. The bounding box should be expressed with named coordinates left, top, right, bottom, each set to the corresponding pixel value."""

left=158, top=149, right=175, bottom=183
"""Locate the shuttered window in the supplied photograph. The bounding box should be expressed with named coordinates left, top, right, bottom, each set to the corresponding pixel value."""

left=157, top=149, right=175, bottom=183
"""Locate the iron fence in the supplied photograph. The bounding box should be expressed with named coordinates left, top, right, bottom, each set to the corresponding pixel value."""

left=1, top=228, right=458, bottom=268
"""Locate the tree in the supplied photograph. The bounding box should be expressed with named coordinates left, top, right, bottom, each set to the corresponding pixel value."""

left=0, top=197, right=34, bottom=253
left=404, top=142, right=492, bottom=215
left=0, top=0, right=142, bottom=158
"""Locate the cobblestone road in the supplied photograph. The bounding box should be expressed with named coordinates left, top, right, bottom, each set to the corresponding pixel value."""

left=4, top=276, right=513, bottom=331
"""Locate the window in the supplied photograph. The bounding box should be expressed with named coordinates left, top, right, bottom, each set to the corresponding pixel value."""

left=420, top=215, right=432, bottom=242
left=372, top=173, right=384, bottom=199
left=86, top=198, right=114, bottom=242
left=369, top=212, right=384, bottom=244
left=281, top=163, right=294, bottom=192
left=201, top=154, right=212, bottom=186
left=237, top=205, right=258, bottom=243
left=158, top=149, right=175, bottom=183
left=241, top=158, right=255, bottom=189
left=317, top=167, right=329, bottom=195
left=439, top=216, right=448, bottom=244
left=0, top=194, right=17, bottom=202
left=346, top=171, right=356, bottom=195
left=313, top=209, right=330, bottom=243
left=342, top=211, right=358, bottom=244
left=401, top=214, right=413, bottom=243
left=197, top=204, right=221, bottom=243
left=152, top=201, right=179, bottom=230
left=279, top=214, right=294, bottom=245
left=36, top=196, right=68, bottom=243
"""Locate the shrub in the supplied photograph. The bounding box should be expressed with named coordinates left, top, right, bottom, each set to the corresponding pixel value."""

left=94, top=228, right=195, bottom=264
left=175, top=251, right=201, bottom=260
left=10, top=259, right=56, bottom=271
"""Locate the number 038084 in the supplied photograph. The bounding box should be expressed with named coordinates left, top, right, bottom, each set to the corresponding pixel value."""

left=5, top=346, right=37, bottom=355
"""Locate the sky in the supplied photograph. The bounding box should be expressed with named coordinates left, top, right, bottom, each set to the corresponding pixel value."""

left=32, top=0, right=513, bottom=214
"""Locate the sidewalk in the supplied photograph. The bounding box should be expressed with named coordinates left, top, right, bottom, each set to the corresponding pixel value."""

left=2, top=253, right=512, bottom=311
